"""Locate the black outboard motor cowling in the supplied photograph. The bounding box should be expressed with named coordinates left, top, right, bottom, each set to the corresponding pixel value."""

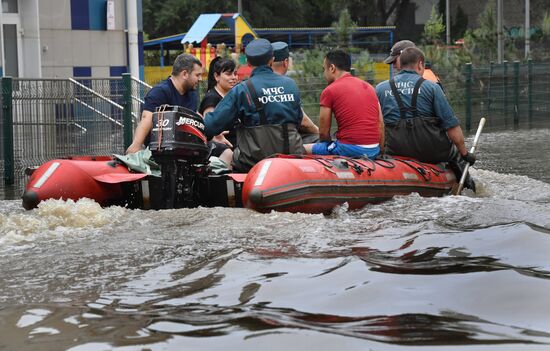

left=147, top=105, right=210, bottom=209
left=149, top=105, right=210, bottom=162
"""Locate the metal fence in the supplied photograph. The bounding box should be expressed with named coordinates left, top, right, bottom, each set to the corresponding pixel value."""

left=2, top=61, right=550, bottom=198
left=1, top=75, right=150, bottom=195
left=435, top=60, right=550, bottom=132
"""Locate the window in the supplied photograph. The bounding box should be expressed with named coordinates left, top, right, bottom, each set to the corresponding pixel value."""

left=1, top=0, right=18, bottom=13
left=2, top=24, right=18, bottom=76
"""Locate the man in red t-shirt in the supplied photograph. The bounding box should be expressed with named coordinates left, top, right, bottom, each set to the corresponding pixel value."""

left=304, top=49, right=384, bottom=158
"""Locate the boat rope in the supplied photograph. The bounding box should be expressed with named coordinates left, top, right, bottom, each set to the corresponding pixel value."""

left=314, top=157, right=339, bottom=174
left=156, top=104, right=169, bottom=151
left=271, top=153, right=445, bottom=181
left=347, top=157, right=375, bottom=175
left=372, top=157, right=397, bottom=170
left=392, top=158, right=446, bottom=181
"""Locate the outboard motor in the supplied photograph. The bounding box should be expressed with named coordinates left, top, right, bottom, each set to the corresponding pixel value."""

left=147, top=105, right=210, bottom=209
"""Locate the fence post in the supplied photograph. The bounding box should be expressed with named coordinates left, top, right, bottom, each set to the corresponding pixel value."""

left=527, top=59, right=533, bottom=127
left=487, top=61, right=494, bottom=117
left=503, top=60, right=508, bottom=127
left=1, top=77, right=14, bottom=185
left=122, top=73, right=133, bottom=151
left=513, top=61, right=519, bottom=127
left=464, top=63, right=472, bottom=132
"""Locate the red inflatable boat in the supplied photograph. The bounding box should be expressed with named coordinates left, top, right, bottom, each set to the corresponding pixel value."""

left=22, top=156, right=147, bottom=210
left=242, top=155, right=456, bottom=213
left=22, top=154, right=457, bottom=214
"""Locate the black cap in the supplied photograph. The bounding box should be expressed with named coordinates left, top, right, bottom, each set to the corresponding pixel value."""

left=245, top=38, right=273, bottom=66
left=272, top=41, right=289, bottom=62
left=384, top=40, right=416, bottom=64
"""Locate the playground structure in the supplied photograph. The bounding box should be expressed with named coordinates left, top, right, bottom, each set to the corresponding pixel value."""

left=181, top=13, right=257, bottom=56
left=143, top=13, right=396, bottom=85
left=144, top=13, right=256, bottom=83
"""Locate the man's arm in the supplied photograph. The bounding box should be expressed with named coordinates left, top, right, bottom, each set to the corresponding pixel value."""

left=200, top=106, right=233, bottom=148
left=378, top=103, right=385, bottom=154
left=126, top=110, right=153, bottom=154
left=204, top=90, right=238, bottom=138
left=299, top=108, right=319, bottom=134
left=446, top=125, right=468, bottom=156
left=318, top=106, right=332, bottom=142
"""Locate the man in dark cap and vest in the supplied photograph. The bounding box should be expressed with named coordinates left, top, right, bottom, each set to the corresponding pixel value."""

left=377, top=47, right=476, bottom=191
left=384, top=39, right=443, bottom=89
left=271, top=41, right=291, bottom=75
left=204, top=38, right=305, bottom=172
left=271, top=41, right=319, bottom=140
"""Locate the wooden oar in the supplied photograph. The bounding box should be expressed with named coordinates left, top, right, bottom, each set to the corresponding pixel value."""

left=455, top=117, right=486, bottom=195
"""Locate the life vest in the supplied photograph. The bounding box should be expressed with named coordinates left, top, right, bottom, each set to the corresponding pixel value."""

left=423, top=68, right=445, bottom=92
left=423, top=68, right=439, bottom=83
left=384, top=77, right=455, bottom=164
left=232, top=79, right=304, bottom=172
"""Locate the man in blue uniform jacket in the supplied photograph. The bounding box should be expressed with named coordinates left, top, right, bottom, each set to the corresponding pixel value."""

left=376, top=47, right=476, bottom=191
left=204, top=38, right=305, bottom=172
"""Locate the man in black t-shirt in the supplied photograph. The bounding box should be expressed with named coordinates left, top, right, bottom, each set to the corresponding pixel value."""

left=126, top=54, right=203, bottom=154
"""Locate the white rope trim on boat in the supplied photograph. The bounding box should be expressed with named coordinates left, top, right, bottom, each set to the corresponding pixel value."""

left=32, top=162, right=60, bottom=189
left=254, top=160, right=272, bottom=187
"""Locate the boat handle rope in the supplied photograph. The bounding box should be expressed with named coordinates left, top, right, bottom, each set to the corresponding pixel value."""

left=275, top=153, right=444, bottom=181
left=372, top=157, right=397, bottom=169
left=314, top=158, right=339, bottom=175
left=156, top=104, right=169, bottom=151
left=347, top=158, right=376, bottom=175
left=394, top=158, right=433, bottom=181
left=273, top=154, right=339, bottom=174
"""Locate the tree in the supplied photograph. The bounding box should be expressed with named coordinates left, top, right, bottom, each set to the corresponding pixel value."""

left=452, top=5, right=468, bottom=41
left=324, top=8, right=357, bottom=48
left=376, top=0, right=409, bottom=25
left=142, top=0, right=236, bottom=39
left=243, top=0, right=308, bottom=27
left=463, top=0, right=498, bottom=63
left=423, top=5, right=445, bottom=44
left=542, top=12, right=550, bottom=36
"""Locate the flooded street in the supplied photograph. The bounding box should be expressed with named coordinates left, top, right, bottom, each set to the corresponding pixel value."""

left=1, top=128, right=550, bottom=350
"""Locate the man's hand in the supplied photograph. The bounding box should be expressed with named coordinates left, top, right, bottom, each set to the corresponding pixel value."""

left=212, top=131, right=233, bottom=148
left=126, top=143, right=142, bottom=154
left=461, top=151, right=476, bottom=165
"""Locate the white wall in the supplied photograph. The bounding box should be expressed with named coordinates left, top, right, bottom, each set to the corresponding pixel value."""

left=39, top=0, right=128, bottom=78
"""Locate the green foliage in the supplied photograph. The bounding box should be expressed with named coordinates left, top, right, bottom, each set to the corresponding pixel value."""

left=419, top=45, right=472, bottom=106
left=452, top=5, right=468, bottom=41
left=351, top=50, right=375, bottom=83
left=463, top=0, right=497, bottom=63
left=323, top=9, right=357, bottom=48
left=423, top=5, right=445, bottom=44
left=542, top=12, right=550, bottom=36
left=436, top=1, right=467, bottom=42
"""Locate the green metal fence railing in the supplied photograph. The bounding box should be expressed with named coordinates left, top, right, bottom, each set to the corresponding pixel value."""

left=437, top=60, right=550, bottom=132
left=1, top=77, right=136, bottom=190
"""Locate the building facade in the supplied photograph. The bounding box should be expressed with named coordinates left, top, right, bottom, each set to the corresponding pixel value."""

left=0, top=0, right=143, bottom=79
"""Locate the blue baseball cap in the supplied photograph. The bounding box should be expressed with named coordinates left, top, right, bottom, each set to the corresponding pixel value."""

left=272, top=41, right=289, bottom=62
left=245, top=38, right=273, bottom=66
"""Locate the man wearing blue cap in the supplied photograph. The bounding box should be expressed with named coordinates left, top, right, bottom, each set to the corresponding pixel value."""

left=272, top=41, right=319, bottom=140
left=271, top=41, right=291, bottom=75
left=204, top=38, right=305, bottom=172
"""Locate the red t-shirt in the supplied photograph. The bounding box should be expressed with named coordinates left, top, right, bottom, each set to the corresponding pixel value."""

left=237, top=65, right=252, bottom=81
left=320, top=73, right=380, bottom=145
